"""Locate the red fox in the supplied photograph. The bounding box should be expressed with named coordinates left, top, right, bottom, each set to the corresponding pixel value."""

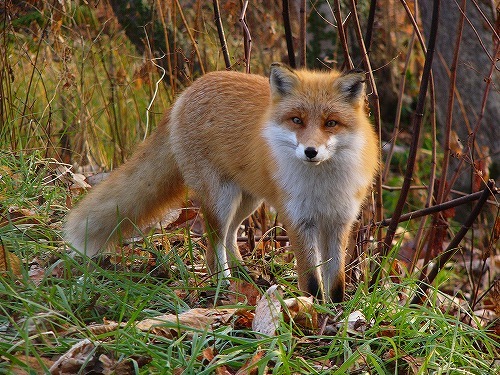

left=64, top=63, right=379, bottom=302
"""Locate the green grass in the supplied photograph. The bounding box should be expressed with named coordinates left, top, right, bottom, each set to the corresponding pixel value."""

left=0, top=151, right=498, bottom=373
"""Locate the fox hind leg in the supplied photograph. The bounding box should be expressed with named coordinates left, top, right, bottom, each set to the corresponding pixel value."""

left=202, top=182, right=245, bottom=280
left=225, top=192, right=262, bottom=276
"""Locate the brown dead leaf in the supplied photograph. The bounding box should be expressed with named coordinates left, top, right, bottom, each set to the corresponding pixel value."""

left=233, top=309, right=255, bottom=329
left=87, top=319, right=124, bottom=336
left=383, top=349, right=423, bottom=374
left=89, top=308, right=248, bottom=343
left=166, top=206, right=200, bottom=228
left=28, top=263, right=46, bottom=286
left=8, top=355, right=54, bottom=374
left=200, top=347, right=233, bottom=375
left=5, top=206, right=40, bottom=225
left=99, top=354, right=152, bottom=375
left=54, top=165, right=91, bottom=192
left=492, top=215, right=500, bottom=245
left=235, top=350, right=265, bottom=375
left=216, top=367, right=233, bottom=375
left=449, top=130, right=463, bottom=157
left=49, top=338, right=96, bottom=374
left=202, top=346, right=216, bottom=362
left=252, top=286, right=320, bottom=335
left=0, top=244, right=22, bottom=277
left=49, top=338, right=150, bottom=374
left=229, top=279, right=262, bottom=305
left=135, top=308, right=239, bottom=339
left=283, top=296, right=318, bottom=330
left=377, top=322, right=397, bottom=338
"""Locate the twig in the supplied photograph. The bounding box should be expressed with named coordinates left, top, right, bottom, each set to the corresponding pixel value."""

left=410, top=180, right=496, bottom=305
left=370, top=0, right=441, bottom=290
left=239, top=0, right=251, bottom=73
left=212, top=0, right=231, bottom=70
left=298, top=0, right=306, bottom=67
left=174, top=0, right=205, bottom=75
left=381, top=0, right=440, bottom=252
left=375, top=187, right=498, bottom=228
left=456, top=0, right=497, bottom=65
left=418, top=0, right=467, bottom=280
left=348, top=0, right=383, bottom=253
left=155, top=0, right=175, bottom=93
left=282, top=0, right=296, bottom=68
left=399, top=0, right=427, bottom=51
left=442, top=41, right=500, bottom=200
left=332, top=1, right=353, bottom=69
left=364, top=0, right=377, bottom=53
left=410, top=76, right=438, bottom=274
left=382, top=31, right=416, bottom=182
left=435, top=0, right=466, bottom=206
left=145, top=56, right=166, bottom=141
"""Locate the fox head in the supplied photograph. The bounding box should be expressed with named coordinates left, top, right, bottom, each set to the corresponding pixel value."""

left=267, top=63, right=370, bottom=165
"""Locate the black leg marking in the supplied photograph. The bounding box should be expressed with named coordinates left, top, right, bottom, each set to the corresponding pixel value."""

left=330, top=281, right=345, bottom=303
left=307, top=275, right=321, bottom=299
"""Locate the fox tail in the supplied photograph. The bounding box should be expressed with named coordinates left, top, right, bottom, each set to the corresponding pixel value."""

left=64, top=113, right=187, bottom=257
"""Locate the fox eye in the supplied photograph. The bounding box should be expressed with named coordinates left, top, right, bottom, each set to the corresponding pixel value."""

left=291, top=117, right=303, bottom=125
left=325, top=120, right=338, bottom=127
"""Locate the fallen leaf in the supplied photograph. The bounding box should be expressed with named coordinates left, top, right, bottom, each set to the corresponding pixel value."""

left=449, top=130, right=463, bottom=157
left=283, top=296, right=318, bottom=330
left=8, top=355, right=54, bottom=374
left=6, top=206, right=40, bottom=225
left=54, top=165, right=91, bottom=191
left=49, top=338, right=96, bottom=374
left=202, top=346, right=215, bottom=362
left=199, top=347, right=233, bottom=375
left=0, top=245, right=22, bottom=277
left=229, top=279, right=261, bottom=305
left=166, top=206, right=199, bottom=228
left=252, top=285, right=282, bottom=336
left=235, top=350, right=265, bottom=375
left=337, top=310, right=370, bottom=335
left=135, top=308, right=239, bottom=338
left=232, top=309, right=255, bottom=329
left=377, top=322, right=397, bottom=338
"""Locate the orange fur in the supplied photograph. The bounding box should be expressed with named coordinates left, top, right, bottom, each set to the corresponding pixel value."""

left=65, top=64, right=379, bottom=302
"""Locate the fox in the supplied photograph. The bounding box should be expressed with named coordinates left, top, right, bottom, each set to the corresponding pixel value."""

left=64, top=63, right=379, bottom=303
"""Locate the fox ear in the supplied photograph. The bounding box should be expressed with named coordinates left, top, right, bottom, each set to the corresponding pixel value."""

left=269, top=63, right=299, bottom=97
left=337, top=70, right=366, bottom=104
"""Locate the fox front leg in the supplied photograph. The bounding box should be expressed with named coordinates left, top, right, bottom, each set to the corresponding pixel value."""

left=288, top=219, right=325, bottom=300
left=320, top=224, right=351, bottom=303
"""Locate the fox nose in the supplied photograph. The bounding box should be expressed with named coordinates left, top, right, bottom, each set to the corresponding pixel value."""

left=304, top=147, right=318, bottom=159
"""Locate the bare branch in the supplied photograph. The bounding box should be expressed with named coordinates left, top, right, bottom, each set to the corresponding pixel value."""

left=239, top=1, right=252, bottom=73
left=282, top=0, right=296, bottom=68
left=299, top=0, right=306, bottom=67
left=213, top=0, right=231, bottom=70
left=332, top=1, right=353, bottom=69
left=410, top=180, right=497, bottom=305
left=381, top=0, right=441, bottom=253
